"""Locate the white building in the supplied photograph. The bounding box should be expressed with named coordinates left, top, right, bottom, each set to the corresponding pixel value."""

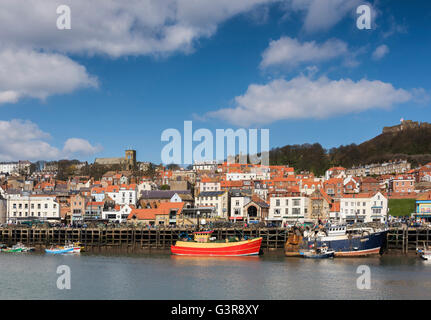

left=268, top=193, right=310, bottom=226
left=226, top=172, right=257, bottom=181
left=339, top=192, right=388, bottom=224
left=137, top=180, right=157, bottom=195
left=117, top=185, right=137, bottom=205
left=7, top=194, right=60, bottom=223
left=102, top=204, right=132, bottom=223
left=106, top=185, right=137, bottom=205
left=0, top=162, right=19, bottom=175
left=199, top=180, right=221, bottom=192
left=230, top=195, right=251, bottom=219
left=193, top=160, right=218, bottom=172
left=195, top=191, right=228, bottom=218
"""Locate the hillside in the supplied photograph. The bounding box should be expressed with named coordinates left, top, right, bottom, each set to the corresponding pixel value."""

left=269, top=126, right=431, bottom=175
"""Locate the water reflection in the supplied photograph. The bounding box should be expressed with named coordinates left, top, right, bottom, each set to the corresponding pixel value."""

left=0, top=252, right=430, bottom=299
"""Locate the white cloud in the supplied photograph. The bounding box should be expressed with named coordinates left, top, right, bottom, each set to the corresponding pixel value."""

left=0, top=119, right=101, bottom=161
left=0, top=0, right=279, bottom=104
left=206, top=76, right=416, bottom=126
left=260, top=37, right=348, bottom=68
left=63, top=138, right=103, bottom=156
left=372, top=44, right=389, bottom=60
left=287, top=0, right=361, bottom=32
left=0, top=49, right=97, bottom=105
left=0, top=0, right=277, bottom=57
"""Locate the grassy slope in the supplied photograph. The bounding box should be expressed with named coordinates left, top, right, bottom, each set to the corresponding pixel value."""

left=388, top=199, right=416, bottom=216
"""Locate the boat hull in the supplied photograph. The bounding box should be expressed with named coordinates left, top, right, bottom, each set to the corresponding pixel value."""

left=171, top=237, right=263, bottom=256
left=305, top=230, right=387, bottom=257
left=45, top=248, right=74, bottom=254
left=301, top=251, right=335, bottom=259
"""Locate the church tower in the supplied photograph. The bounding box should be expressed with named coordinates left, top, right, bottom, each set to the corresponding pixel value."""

left=125, top=149, right=136, bottom=170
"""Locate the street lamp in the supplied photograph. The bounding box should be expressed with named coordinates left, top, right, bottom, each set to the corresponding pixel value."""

left=196, top=210, right=200, bottom=231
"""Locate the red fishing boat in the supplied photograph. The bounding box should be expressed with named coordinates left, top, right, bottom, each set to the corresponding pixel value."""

left=171, top=231, right=263, bottom=256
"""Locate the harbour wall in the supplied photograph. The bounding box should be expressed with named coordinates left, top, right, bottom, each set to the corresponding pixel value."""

left=0, top=227, right=290, bottom=252
left=1, top=226, right=429, bottom=254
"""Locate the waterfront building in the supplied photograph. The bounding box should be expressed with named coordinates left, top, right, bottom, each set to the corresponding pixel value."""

left=7, top=194, right=60, bottom=223
left=339, top=192, right=388, bottom=224
left=139, top=190, right=193, bottom=208
left=127, top=202, right=184, bottom=226
left=102, top=204, right=132, bottom=223
left=70, top=194, right=87, bottom=223
left=195, top=191, right=228, bottom=219
left=84, top=201, right=104, bottom=220
left=267, top=191, right=310, bottom=226
left=415, top=192, right=431, bottom=221
left=309, top=189, right=332, bottom=222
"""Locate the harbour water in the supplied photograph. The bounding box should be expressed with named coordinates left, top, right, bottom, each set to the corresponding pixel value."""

left=1, top=252, right=431, bottom=300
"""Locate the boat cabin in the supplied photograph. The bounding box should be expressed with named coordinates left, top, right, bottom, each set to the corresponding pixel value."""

left=327, top=225, right=347, bottom=236
left=193, top=231, right=214, bottom=243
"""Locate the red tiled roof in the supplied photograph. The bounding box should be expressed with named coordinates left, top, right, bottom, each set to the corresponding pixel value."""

left=127, top=202, right=184, bottom=220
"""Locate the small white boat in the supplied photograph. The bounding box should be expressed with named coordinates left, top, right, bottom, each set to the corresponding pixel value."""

left=301, top=246, right=335, bottom=259
left=417, top=248, right=431, bottom=261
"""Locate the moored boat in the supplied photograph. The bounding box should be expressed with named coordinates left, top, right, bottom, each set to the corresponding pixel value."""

left=171, top=231, right=263, bottom=256
left=417, top=247, right=431, bottom=261
left=301, top=246, right=335, bottom=259
left=45, top=246, right=74, bottom=254
left=45, top=241, right=83, bottom=254
left=304, top=224, right=387, bottom=257
left=2, top=243, right=34, bottom=253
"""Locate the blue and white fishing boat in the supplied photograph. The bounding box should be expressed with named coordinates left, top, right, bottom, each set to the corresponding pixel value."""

left=303, top=224, right=388, bottom=257
left=45, top=245, right=74, bottom=254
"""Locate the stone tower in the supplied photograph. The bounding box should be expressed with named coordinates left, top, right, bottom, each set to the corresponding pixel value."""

left=125, top=149, right=136, bottom=170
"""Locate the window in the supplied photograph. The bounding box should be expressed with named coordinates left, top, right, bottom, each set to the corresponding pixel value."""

left=274, top=209, right=281, bottom=216
left=285, top=199, right=289, bottom=206
left=292, top=208, right=300, bottom=215
left=276, top=199, right=280, bottom=206
left=293, top=199, right=300, bottom=206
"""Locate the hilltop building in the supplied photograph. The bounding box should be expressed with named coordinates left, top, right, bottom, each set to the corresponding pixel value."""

left=95, top=149, right=136, bottom=170
left=382, top=119, right=431, bottom=134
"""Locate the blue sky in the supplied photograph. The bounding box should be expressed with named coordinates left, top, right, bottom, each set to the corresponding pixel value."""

left=0, top=0, right=430, bottom=164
